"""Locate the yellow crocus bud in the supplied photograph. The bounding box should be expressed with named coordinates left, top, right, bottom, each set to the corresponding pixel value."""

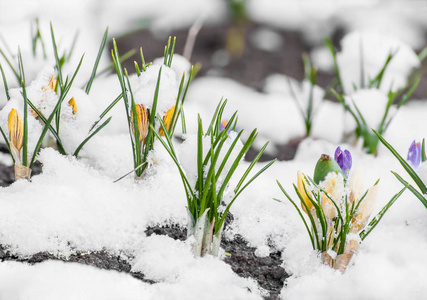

left=68, top=97, right=77, bottom=115
left=297, top=171, right=312, bottom=214
left=132, top=104, right=149, bottom=145
left=159, top=105, right=175, bottom=137
left=8, top=109, right=23, bottom=152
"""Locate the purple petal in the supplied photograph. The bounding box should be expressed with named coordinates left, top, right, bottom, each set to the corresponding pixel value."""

left=334, top=146, right=352, bottom=174
left=407, top=140, right=421, bottom=169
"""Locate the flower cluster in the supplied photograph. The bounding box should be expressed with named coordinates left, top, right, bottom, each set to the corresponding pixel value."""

left=279, top=146, right=403, bottom=273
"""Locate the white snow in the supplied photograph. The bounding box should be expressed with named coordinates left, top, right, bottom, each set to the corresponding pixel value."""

left=0, top=1, right=426, bottom=300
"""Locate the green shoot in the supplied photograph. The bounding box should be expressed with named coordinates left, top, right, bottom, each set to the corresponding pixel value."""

left=152, top=100, right=274, bottom=256
left=85, top=27, right=109, bottom=94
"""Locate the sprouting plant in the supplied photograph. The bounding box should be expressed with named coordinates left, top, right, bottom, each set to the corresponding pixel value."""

left=152, top=100, right=275, bottom=257
left=374, top=130, right=427, bottom=209
left=287, top=53, right=322, bottom=137
left=0, top=23, right=122, bottom=180
left=112, top=37, right=194, bottom=179
left=276, top=147, right=405, bottom=273
left=324, top=37, right=424, bottom=155
left=0, top=45, right=84, bottom=180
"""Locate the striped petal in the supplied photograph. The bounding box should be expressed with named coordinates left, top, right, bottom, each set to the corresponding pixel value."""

left=8, top=109, right=23, bottom=152
left=159, top=105, right=175, bottom=137
left=133, top=104, right=149, bottom=144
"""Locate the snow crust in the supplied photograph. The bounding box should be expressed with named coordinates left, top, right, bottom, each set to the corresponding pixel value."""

left=0, top=1, right=427, bottom=299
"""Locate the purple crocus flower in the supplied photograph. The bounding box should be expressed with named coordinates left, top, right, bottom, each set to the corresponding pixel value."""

left=334, top=146, right=352, bottom=175
left=407, top=140, right=421, bottom=169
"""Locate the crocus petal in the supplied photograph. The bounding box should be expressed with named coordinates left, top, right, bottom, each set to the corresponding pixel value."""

left=334, top=146, right=352, bottom=174
left=407, top=140, right=421, bottom=169
left=350, top=184, right=378, bottom=233
left=68, top=97, right=77, bottom=115
left=348, top=169, right=364, bottom=204
left=132, top=104, right=149, bottom=145
left=48, top=75, right=57, bottom=91
left=320, top=172, right=344, bottom=220
left=8, top=109, right=23, bottom=152
left=159, top=105, right=175, bottom=137
left=297, top=171, right=312, bottom=214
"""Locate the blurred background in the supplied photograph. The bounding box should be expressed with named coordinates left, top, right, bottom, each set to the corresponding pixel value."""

left=1, top=0, right=427, bottom=93
left=1, top=0, right=427, bottom=161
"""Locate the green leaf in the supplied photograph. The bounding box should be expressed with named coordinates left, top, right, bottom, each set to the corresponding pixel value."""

left=17, top=47, right=28, bottom=167
left=89, top=93, right=122, bottom=133
left=360, top=184, right=406, bottom=240
left=422, top=138, right=426, bottom=162
left=0, top=126, right=13, bottom=163
left=26, top=98, right=66, bottom=155
left=74, top=116, right=112, bottom=157
left=0, top=48, right=20, bottom=82
left=392, top=171, right=427, bottom=209
left=85, top=27, right=108, bottom=94
left=0, top=61, right=10, bottom=100
left=323, top=37, right=343, bottom=94
left=50, top=22, right=64, bottom=89
left=141, top=66, right=162, bottom=174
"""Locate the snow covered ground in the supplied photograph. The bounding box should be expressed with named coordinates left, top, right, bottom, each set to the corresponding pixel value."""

left=0, top=0, right=427, bottom=299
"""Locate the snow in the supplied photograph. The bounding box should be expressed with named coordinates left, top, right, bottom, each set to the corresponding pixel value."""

left=336, top=31, right=420, bottom=94
left=0, top=1, right=427, bottom=299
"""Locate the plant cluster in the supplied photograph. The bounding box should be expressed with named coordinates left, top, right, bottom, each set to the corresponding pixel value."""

left=152, top=100, right=275, bottom=256
left=323, top=34, right=426, bottom=155
left=277, top=147, right=405, bottom=272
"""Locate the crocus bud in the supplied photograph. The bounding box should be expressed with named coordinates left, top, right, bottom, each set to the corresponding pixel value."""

left=8, top=109, right=23, bottom=152
left=407, top=140, right=421, bottom=169
left=159, top=105, right=175, bottom=137
left=132, top=104, right=149, bottom=145
left=297, top=171, right=312, bottom=214
left=313, top=154, right=343, bottom=184
left=334, top=147, right=352, bottom=175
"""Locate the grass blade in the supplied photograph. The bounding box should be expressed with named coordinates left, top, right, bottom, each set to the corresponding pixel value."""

left=360, top=185, right=406, bottom=240
left=74, top=116, right=112, bottom=157
left=392, top=171, right=427, bottom=208
left=0, top=61, right=10, bottom=100
left=85, top=27, right=108, bottom=94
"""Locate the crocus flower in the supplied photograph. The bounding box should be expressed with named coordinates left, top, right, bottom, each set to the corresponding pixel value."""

left=407, top=140, right=421, bottom=169
left=334, top=146, right=352, bottom=175
left=8, top=109, right=23, bottom=164
left=159, top=105, right=175, bottom=137
left=132, top=104, right=149, bottom=145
